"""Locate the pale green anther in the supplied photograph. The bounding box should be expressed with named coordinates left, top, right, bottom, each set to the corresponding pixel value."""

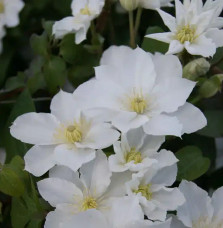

left=134, top=184, right=152, bottom=200
left=126, top=148, right=142, bottom=164
left=130, top=97, right=147, bottom=114
left=0, top=1, right=4, bottom=13
left=80, top=197, right=97, bottom=211
left=176, top=25, right=196, bottom=44
left=66, top=125, right=82, bottom=143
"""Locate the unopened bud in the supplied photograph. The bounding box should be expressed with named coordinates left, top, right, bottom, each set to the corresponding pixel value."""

left=183, top=58, right=210, bottom=81
left=119, top=0, right=139, bottom=11
left=199, top=74, right=223, bottom=98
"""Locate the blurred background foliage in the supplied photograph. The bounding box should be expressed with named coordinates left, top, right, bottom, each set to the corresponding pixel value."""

left=0, top=0, right=223, bottom=227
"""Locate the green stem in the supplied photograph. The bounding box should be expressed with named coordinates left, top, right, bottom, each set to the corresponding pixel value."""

left=90, top=21, right=97, bottom=44
left=134, top=7, right=142, bottom=37
left=190, top=95, right=202, bottom=104
left=129, top=11, right=136, bottom=48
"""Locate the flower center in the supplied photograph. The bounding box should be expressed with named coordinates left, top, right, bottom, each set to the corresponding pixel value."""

left=0, top=1, right=4, bottom=13
left=80, top=5, right=91, bottom=15
left=65, top=125, right=82, bottom=143
left=134, top=184, right=152, bottom=200
left=176, top=25, right=197, bottom=44
left=130, top=96, right=147, bottom=114
left=126, top=148, right=142, bottom=164
left=80, top=196, right=98, bottom=211
left=192, top=217, right=223, bottom=228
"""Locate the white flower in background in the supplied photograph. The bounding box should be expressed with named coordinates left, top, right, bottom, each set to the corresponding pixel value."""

left=53, top=0, right=105, bottom=44
left=146, top=0, right=223, bottom=57
left=75, top=46, right=207, bottom=136
left=126, top=162, right=185, bottom=221
left=109, top=127, right=177, bottom=173
left=171, top=180, right=223, bottom=228
left=10, top=90, right=119, bottom=176
left=38, top=151, right=131, bottom=228
left=0, top=0, right=24, bottom=28
left=0, top=148, right=6, bottom=165
left=119, top=0, right=173, bottom=11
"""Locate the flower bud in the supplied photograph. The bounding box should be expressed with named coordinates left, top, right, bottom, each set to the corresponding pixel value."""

left=199, top=74, right=223, bottom=98
left=183, top=58, right=210, bottom=81
left=119, top=0, right=139, bottom=11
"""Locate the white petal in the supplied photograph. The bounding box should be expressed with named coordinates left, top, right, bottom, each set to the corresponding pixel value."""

left=152, top=76, right=195, bottom=114
left=175, top=0, right=186, bottom=23
left=205, top=28, right=223, bottom=48
left=167, top=40, right=184, bottom=55
left=185, top=36, right=216, bottom=57
left=108, top=196, right=144, bottom=227
left=49, top=165, right=83, bottom=189
left=54, top=144, right=96, bottom=172
left=112, top=111, right=149, bottom=133
left=24, top=145, right=55, bottom=177
left=140, top=0, right=160, bottom=9
left=80, top=150, right=111, bottom=196
left=44, top=210, right=66, bottom=228
left=77, top=123, right=120, bottom=149
left=170, top=215, right=187, bottom=228
left=152, top=53, right=182, bottom=84
left=157, top=9, right=176, bottom=31
left=125, top=127, right=146, bottom=149
left=108, top=155, right=129, bottom=173
left=171, top=102, right=207, bottom=134
left=50, top=90, right=80, bottom=123
left=10, top=113, right=60, bottom=145
left=62, top=209, right=108, bottom=228
left=146, top=32, right=173, bottom=43
left=211, top=186, right=223, bottom=222
left=143, top=114, right=183, bottom=137
left=37, top=178, right=83, bottom=207
left=178, top=180, right=213, bottom=227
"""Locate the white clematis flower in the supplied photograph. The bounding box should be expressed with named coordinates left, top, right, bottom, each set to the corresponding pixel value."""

left=109, top=127, right=177, bottom=173
left=172, top=180, right=223, bottom=228
left=0, top=0, right=24, bottom=28
left=53, top=0, right=105, bottom=44
left=10, top=90, right=119, bottom=176
left=126, top=163, right=185, bottom=221
left=75, top=46, right=207, bottom=136
left=38, top=151, right=131, bottom=228
left=146, top=0, right=223, bottom=57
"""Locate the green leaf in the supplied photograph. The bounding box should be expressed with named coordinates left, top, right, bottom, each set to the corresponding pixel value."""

left=142, top=26, right=169, bottom=54
left=198, top=110, right=223, bottom=138
left=43, top=56, right=67, bottom=94
left=30, top=33, right=48, bottom=57
left=211, top=47, right=223, bottom=65
left=0, top=166, right=25, bottom=197
left=176, top=146, right=210, bottom=181
left=5, top=72, right=26, bottom=91
left=3, top=89, right=35, bottom=161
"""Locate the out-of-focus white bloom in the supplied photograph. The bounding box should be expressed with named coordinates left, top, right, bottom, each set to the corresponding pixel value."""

left=119, top=0, right=173, bottom=11
left=0, top=0, right=24, bottom=53
left=171, top=180, right=223, bottom=228
left=53, top=0, right=105, bottom=44
left=0, top=0, right=24, bottom=28
left=75, top=46, right=207, bottom=136
left=0, top=148, right=6, bottom=165
left=109, top=127, right=177, bottom=173
left=38, top=151, right=131, bottom=228
left=126, top=162, right=185, bottom=221
left=10, top=90, right=119, bottom=176
left=146, top=0, right=223, bottom=57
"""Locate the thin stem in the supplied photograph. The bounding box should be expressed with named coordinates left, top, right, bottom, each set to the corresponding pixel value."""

left=129, top=11, right=136, bottom=48
left=90, top=21, right=97, bottom=43
left=134, top=7, right=142, bottom=37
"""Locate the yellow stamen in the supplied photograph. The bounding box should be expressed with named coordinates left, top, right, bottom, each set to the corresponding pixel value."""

left=126, top=148, right=142, bottom=164
left=65, top=125, right=82, bottom=143
left=134, top=184, right=152, bottom=200
left=80, top=196, right=97, bottom=211
left=192, top=216, right=223, bottom=228
left=80, top=5, right=91, bottom=15
left=130, top=96, right=147, bottom=114
left=176, top=25, right=197, bottom=44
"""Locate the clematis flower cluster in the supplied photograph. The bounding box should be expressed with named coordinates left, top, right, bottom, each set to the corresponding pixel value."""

left=10, top=44, right=211, bottom=227
left=147, top=0, right=223, bottom=57
left=53, top=0, right=105, bottom=44
left=0, top=0, right=24, bottom=53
